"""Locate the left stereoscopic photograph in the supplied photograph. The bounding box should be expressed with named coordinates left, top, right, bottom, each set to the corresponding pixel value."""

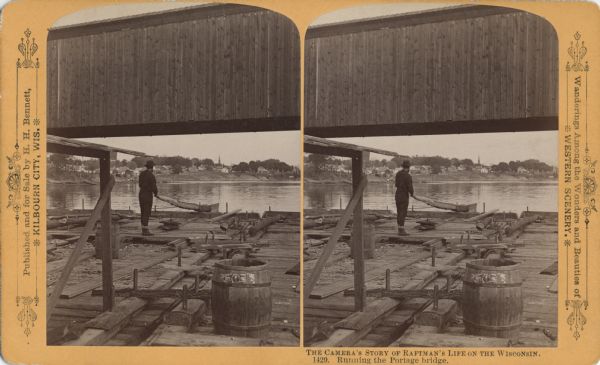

left=45, top=3, right=300, bottom=346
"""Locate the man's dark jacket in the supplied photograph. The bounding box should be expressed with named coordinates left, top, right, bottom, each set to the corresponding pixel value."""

left=139, top=169, right=158, bottom=227
left=395, top=169, right=414, bottom=201
left=139, top=169, right=158, bottom=196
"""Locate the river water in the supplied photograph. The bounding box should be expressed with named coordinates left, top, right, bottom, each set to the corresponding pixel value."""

left=304, top=181, right=558, bottom=214
left=48, top=181, right=301, bottom=213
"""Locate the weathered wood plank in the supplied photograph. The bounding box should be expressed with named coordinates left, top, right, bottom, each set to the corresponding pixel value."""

left=395, top=324, right=511, bottom=347
left=47, top=176, right=115, bottom=321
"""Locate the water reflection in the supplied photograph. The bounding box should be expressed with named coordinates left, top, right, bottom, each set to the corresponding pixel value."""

left=304, top=181, right=558, bottom=213
left=48, top=181, right=300, bottom=213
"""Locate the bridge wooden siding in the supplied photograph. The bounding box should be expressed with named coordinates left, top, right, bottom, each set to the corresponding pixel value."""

left=47, top=4, right=300, bottom=137
left=304, top=6, right=558, bottom=137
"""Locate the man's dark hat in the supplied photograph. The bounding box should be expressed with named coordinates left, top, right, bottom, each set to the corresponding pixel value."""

left=402, top=160, right=411, bottom=168
left=145, top=160, right=155, bottom=168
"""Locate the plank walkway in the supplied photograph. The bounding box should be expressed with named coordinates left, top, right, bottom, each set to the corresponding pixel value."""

left=47, top=213, right=299, bottom=346
left=304, top=211, right=558, bottom=347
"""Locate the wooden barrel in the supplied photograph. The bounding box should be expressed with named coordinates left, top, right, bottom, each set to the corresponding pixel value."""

left=211, top=258, right=271, bottom=338
left=462, top=258, right=522, bottom=340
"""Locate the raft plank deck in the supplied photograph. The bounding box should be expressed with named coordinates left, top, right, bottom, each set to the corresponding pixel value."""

left=304, top=210, right=557, bottom=347
left=47, top=212, right=299, bottom=346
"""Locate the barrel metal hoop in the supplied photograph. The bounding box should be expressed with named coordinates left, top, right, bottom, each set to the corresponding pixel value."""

left=462, top=280, right=523, bottom=288
left=212, top=280, right=271, bottom=288
left=463, top=319, right=521, bottom=330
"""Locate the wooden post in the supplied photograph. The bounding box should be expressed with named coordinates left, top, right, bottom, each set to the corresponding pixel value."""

left=483, top=202, right=486, bottom=213
left=363, top=224, right=375, bottom=259
left=182, top=285, right=188, bottom=310
left=100, top=154, right=113, bottom=312
left=133, top=269, right=138, bottom=291
left=352, top=151, right=368, bottom=311
left=226, top=202, right=228, bottom=213
left=82, top=198, right=85, bottom=210
left=385, top=269, right=391, bottom=291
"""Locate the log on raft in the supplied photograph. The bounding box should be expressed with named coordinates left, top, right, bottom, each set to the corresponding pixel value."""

left=303, top=213, right=388, bottom=229
left=47, top=213, right=140, bottom=229
left=249, top=215, right=282, bottom=236
left=156, top=195, right=218, bottom=212
left=465, top=209, right=499, bottom=222
left=504, top=215, right=540, bottom=237
left=413, top=195, right=477, bottom=213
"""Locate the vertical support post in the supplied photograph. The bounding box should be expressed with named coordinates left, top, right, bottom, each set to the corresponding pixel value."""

left=182, top=285, right=188, bottom=310
left=483, top=202, right=486, bottom=213
left=100, top=153, right=113, bottom=312
left=352, top=151, right=368, bottom=311
left=133, top=269, right=138, bottom=291
left=385, top=269, right=391, bottom=291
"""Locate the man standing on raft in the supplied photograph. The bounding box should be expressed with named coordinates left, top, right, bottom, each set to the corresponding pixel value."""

left=139, top=160, right=158, bottom=236
left=395, top=160, right=414, bottom=236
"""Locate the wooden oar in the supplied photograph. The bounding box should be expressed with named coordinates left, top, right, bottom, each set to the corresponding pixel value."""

left=156, top=195, right=217, bottom=212
left=413, top=195, right=474, bottom=212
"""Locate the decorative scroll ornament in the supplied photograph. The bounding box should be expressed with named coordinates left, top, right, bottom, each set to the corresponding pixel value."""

left=16, top=296, right=37, bottom=337
left=583, top=153, right=597, bottom=224
left=567, top=32, right=587, bottom=72
left=17, top=29, right=38, bottom=69
left=566, top=299, right=587, bottom=340
left=6, top=150, right=22, bottom=220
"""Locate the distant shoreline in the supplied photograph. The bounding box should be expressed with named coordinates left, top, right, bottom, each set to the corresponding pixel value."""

left=305, top=173, right=557, bottom=185
left=48, top=171, right=300, bottom=185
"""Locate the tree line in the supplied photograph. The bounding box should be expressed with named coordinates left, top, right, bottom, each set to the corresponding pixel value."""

left=48, top=154, right=296, bottom=175
left=305, top=154, right=555, bottom=174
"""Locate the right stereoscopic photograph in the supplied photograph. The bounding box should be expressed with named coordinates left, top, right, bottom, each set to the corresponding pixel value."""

left=302, top=4, right=558, bottom=348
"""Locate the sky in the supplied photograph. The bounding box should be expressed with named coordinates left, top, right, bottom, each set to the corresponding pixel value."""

left=52, top=3, right=209, bottom=27
left=50, top=2, right=456, bottom=28
left=81, top=131, right=301, bottom=166
left=310, top=3, right=456, bottom=26
left=332, top=131, right=558, bottom=166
